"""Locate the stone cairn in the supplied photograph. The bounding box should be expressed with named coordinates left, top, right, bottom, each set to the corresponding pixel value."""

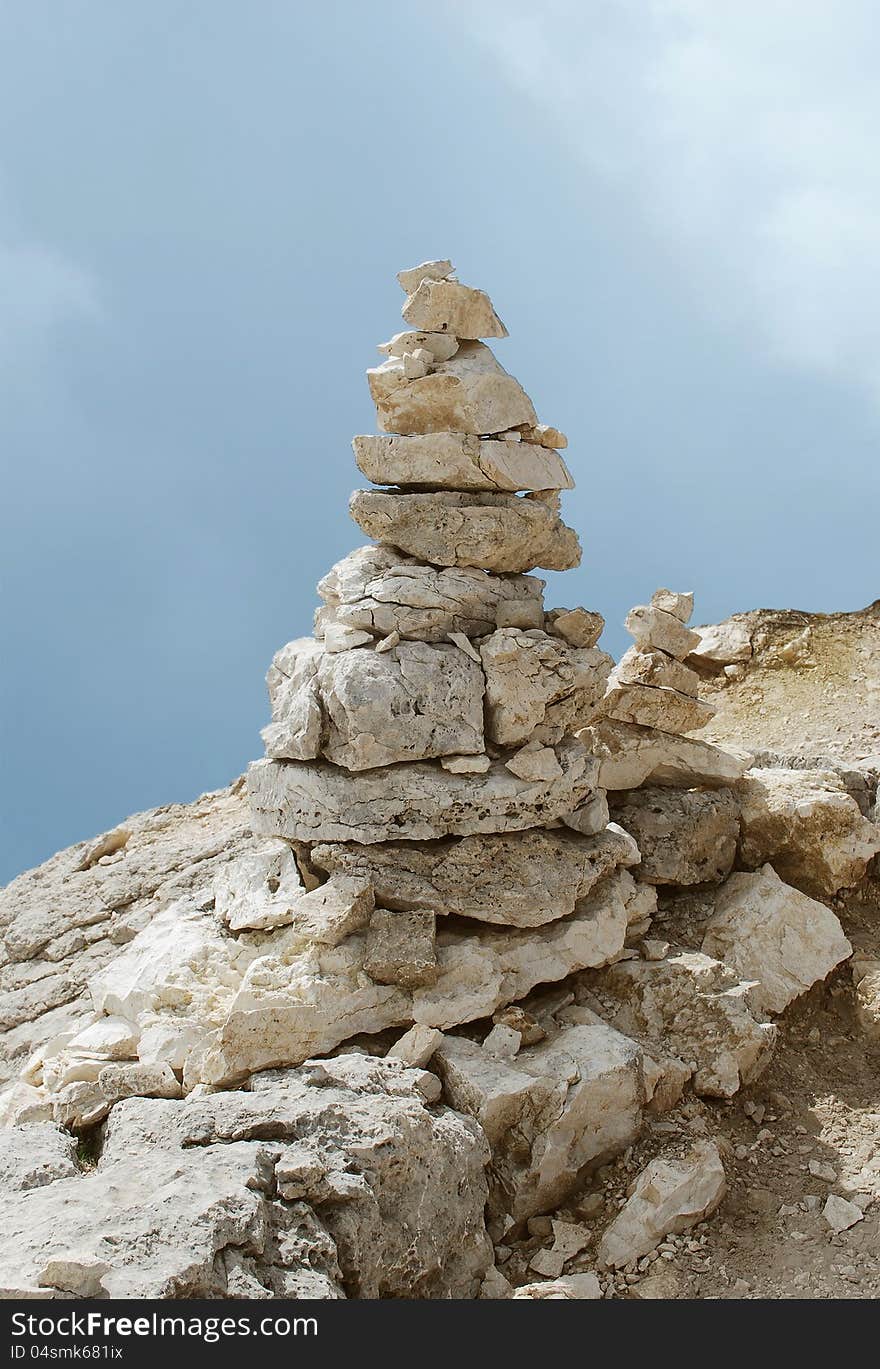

left=14, top=262, right=859, bottom=1255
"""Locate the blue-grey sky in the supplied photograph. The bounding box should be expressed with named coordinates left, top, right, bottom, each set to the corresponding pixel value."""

left=2, top=1, right=878, bottom=883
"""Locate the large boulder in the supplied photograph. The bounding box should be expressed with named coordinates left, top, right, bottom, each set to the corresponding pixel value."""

left=608, top=786, right=740, bottom=886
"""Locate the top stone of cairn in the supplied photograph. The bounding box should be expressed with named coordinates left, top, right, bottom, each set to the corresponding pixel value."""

left=398, top=259, right=508, bottom=340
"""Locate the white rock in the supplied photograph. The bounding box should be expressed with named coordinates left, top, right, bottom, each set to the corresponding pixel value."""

left=598, top=1141, right=725, bottom=1267
left=823, top=1194, right=864, bottom=1232
left=65, top=1016, right=140, bottom=1060
left=401, top=277, right=507, bottom=339
left=283, top=875, right=375, bottom=947
left=397, top=259, right=455, bottom=294
left=561, top=791, right=611, bottom=837
left=309, top=826, right=641, bottom=929
left=482, top=1024, right=521, bottom=1059
left=613, top=646, right=700, bottom=697
left=263, top=635, right=485, bottom=770
left=513, top=1272, right=601, bottom=1299
left=546, top=607, right=605, bottom=648
left=688, top=621, right=752, bottom=665
left=517, top=423, right=568, bottom=450
left=385, top=1024, right=444, bottom=1069
left=247, top=737, right=599, bottom=845
left=505, top=744, right=563, bottom=782
left=625, top=605, right=702, bottom=660
left=448, top=629, right=482, bottom=662
left=98, top=1061, right=182, bottom=1102
left=377, top=329, right=459, bottom=362
left=441, top=754, right=492, bottom=774
left=315, top=544, right=545, bottom=642
left=323, top=623, right=374, bottom=653
left=436, top=1022, right=644, bottom=1221
left=402, top=349, right=431, bottom=379
left=353, top=432, right=574, bottom=492
left=350, top=488, right=580, bottom=574
left=374, top=630, right=400, bottom=653
left=737, top=768, right=880, bottom=898
left=589, top=951, right=776, bottom=1097
left=214, top=838, right=306, bottom=932
left=582, top=719, right=750, bottom=791
left=702, top=864, right=852, bottom=1014
left=481, top=628, right=612, bottom=746
left=650, top=588, right=694, bottom=623
left=367, top=342, right=533, bottom=436
left=602, top=682, right=715, bottom=735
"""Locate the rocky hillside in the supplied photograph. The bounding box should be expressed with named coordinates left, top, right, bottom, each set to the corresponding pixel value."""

left=1, top=261, right=878, bottom=1302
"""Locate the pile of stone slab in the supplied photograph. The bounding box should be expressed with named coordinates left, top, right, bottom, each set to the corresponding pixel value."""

left=2, top=262, right=874, bottom=1298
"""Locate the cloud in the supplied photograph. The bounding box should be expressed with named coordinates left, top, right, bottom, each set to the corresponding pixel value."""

left=458, top=0, right=880, bottom=400
left=0, top=198, right=99, bottom=372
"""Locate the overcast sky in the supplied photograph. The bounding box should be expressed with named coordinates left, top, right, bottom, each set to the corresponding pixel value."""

left=2, top=1, right=878, bottom=883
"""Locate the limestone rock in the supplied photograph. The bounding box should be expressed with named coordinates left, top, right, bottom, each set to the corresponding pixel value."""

left=582, top=719, right=749, bottom=791
left=197, top=869, right=647, bottom=1085
left=316, top=545, right=545, bottom=642
left=702, top=864, right=852, bottom=1014
left=368, top=342, right=532, bottom=436
left=823, top=1194, right=864, bottom=1233
left=386, top=1025, right=444, bottom=1069
left=480, top=628, right=612, bottom=747
left=688, top=621, right=752, bottom=666
left=736, top=768, right=880, bottom=898
left=441, top=754, right=491, bottom=774
left=310, top=827, right=641, bottom=929
left=517, top=422, right=567, bottom=450
left=247, top=736, right=599, bottom=845
left=363, top=909, right=438, bottom=989
left=263, top=635, right=485, bottom=770
left=613, top=646, right=701, bottom=697
left=214, top=838, right=306, bottom=932
left=283, top=876, right=375, bottom=947
left=323, top=623, right=373, bottom=652
left=0, top=1061, right=492, bottom=1299
left=377, top=330, right=459, bottom=362
left=650, top=589, right=694, bottom=623
left=504, top=745, right=563, bottom=782
left=625, top=606, right=701, bottom=660
left=349, top=489, right=581, bottom=574
left=401, top=277, right=507, bottom=339
left=584, top=951, right=776, bottom=1097
left=397, top=260, right=455, bottom=294
left=603, top=682, right=716, bottom=735
left=353, top=432, right=573, bottom=493
left=598, top=1141, right=725, bottom=1267
left=546, top=607, right=605, bottom=649
left=851, top=955, right=880, bottom=1041
left=608, top=786, right=740, bottom=885
left=435, top=1022, right=644, bottom=1221
left=98, top=1061, right=182, bottom=1102
left=0, top=1124, right=78, bottom=1194
left=513, top=1272, right=602, bottom=1299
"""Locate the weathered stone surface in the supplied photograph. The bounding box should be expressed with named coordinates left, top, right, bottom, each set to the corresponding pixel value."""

left=851, top=954, right=880, bottom=1041
left=0, top=1124, right=78, bottom=1194
left=368, top=342, right=532, bottom=436
left=401, top=277, right=507, bottom=339
left=613, top=646, right=701, bottom=697
left=688, top=621, right=752, bottom=665
left=378, top=330, right=459, bottom=362
left=598, top=1141, right=725, bottom=1267
left=195, top=869, right=648, bottom=1086
left=353, top=432, right=573, bottom=493
left=546, top=607, right=605, bottom=649
left=703, top=864, right=852, bottom=1014
left=480, top=628, right=612, bottom=747
left=397, top=260, right=455, bottom=294
left=736, top=768, right=880, bottom=898
left=349, top=489, right=581, bottom=574
left=504, top=744, right=562, bottom=781
left=363, top=909, right=438, bottom=989
left=263, top=635, right=485, bottom=770
left=625, top=606, right=702, bottom=660
left=518, top=422, right=567, bottom=449
left=582, top=719, right=749, bottom=791
left=435, top=1023, right=644, bottom=1221
left=316, top=545, right=545, bottom=642
left=602, top=682, right=716, bottom=735
left=98, top=1061, right=182, bottom=1102
left=310, top=827, right=641, bottom=929
left=386, top=1025, right=444, bottom=1069
left=650, top=588, right=694, bottom=623
left=0, top=1061, right=492, bottom=1299
left=513, top=1272, right=602, bottom=1299
left=0, top=786, right=252, bottom=1089
left=281, top=876, right=375, bottom=948
left=582, top=951, right=776, bottom=1097
left=214, top=838, right=306, bottom=931
left=247, top=737, right=599, bottom=845
left=608, top=786, right=740, bottom=886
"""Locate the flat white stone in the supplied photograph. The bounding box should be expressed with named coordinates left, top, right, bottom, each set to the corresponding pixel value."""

left=401, top=277, right=507, bottom=339
left=613, top=646, right=700, bottom=697
left=625, top=605, right=702, bottom=660
left=650, top=588, right=694, bottom=623
left=602, top=682, right=716, bottom=735
left=688, top=621, right=752, bottom=665
left=703, top=864, right=852, bottom=1014
left=481, top=628, right=612, bottom=747
left=397, top=260, right=455, bottom=294
left=349, top=489, right=581, bottom=574
left=353, top=432, right=574, bottom=492
left=247, top=737, right=599, bottom=845
left=367, top=342, right=533, bottom=435
left=582, top=719, right=750, bottom=790
left=598, top=1141, right=726, bottom=1267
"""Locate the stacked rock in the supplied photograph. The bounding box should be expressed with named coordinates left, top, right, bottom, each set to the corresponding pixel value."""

left=602, top=590, right=717, bottom=735
left=233, top=260, right=655, bottom=1086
